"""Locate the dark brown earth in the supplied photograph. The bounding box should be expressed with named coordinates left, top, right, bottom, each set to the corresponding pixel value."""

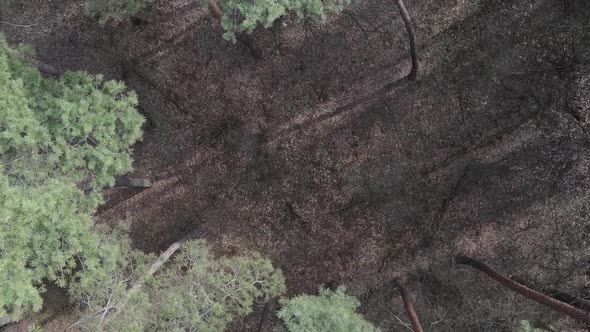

left=2, top=0, right=590, bottom=330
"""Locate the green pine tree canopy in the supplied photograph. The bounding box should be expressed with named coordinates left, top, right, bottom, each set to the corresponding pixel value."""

left=153, top=240, right=285, bottom=331
left=0, top=34, right=144, bottom=319
left=69, top=232, right=285, bottom=331
left=278, top=287, right=379, bottom=332
left=85, top=0, right=352, bottom=40
left=213, top=0, right=352, bottom=40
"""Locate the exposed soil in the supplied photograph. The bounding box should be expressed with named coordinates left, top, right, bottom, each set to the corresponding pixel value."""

left=2, top=0, right=590, bottom=330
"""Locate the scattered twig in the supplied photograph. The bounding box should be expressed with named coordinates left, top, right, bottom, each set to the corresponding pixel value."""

left=130, top=64, right=197, bottom=120
left=0, top=21, right=38, bottom=28
left=430, top=164, right=468, bottom=232
left=341, top=10, right=370, bottom=42
left=392, top=314, right=415, bottom=331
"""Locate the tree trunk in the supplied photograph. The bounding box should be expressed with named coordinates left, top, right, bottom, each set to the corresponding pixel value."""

left=257, top=298, right=275, bottom=332
left=394, top=281, right=424, bottom=332
left=512, top=277, right=590, bottom=312
left=542, top=289, right=590, bottom=313
left=394, top=0, right=419, bottom=81
left=455, top=256, right=590, bottom=324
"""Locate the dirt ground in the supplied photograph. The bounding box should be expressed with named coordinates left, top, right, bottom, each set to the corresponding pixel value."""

left=2, top=0, right=590, bottom=330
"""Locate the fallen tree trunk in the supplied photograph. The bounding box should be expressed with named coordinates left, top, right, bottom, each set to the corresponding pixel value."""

left=394, top=0, right=419, bottom=81
left=108, top=228, right=200, bottom=321
left=27, top=57, right=60, bottom=76
left=114, top=176, right=152, bottom=188
left=543, top=289, right=590, bottom=313
left=455, top=255, right=590, bottom=324
left=79, top=175, right=152, bottom=191
left=511, top=277, right=590, bottom=313
left=394, top=280, right=424, bottom=332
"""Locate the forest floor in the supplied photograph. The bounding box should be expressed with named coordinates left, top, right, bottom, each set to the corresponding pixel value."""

left=2, top=0, right=590, bottom=330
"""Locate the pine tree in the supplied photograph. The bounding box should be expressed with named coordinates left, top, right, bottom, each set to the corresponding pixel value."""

left=69, top=229, right=285, bottom=331
left=0, top=34, right=144, bottom=319
left=67, top=224, right=152, bottom=332
left=206, top=0, right=351, bottom=41
left=84, top=0, right=419, bottom=78
left=278, top=287, right=379, bottom=332
left=84, top=0, right=351, bottom=40
left=152, top=240, right=285, bottom=331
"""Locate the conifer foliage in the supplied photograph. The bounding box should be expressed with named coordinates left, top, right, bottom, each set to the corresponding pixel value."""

left=0, top=34, right=286, bottom=330
left=0, top=35, right=144, bottom=319
left=278, top=287, right=379, bottom=332
left=209, top=0, right=352, bottom=40
left=84, top=0, right=351, bottom=40
left=69, top=233, right=285, bottom=331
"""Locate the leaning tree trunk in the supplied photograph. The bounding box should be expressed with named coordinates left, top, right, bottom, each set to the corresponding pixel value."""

left=455, top=256, right=590, bottom=324
left=394, top=281, right=424, bottom=332
left=394, top=0, right=419, bottom=81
